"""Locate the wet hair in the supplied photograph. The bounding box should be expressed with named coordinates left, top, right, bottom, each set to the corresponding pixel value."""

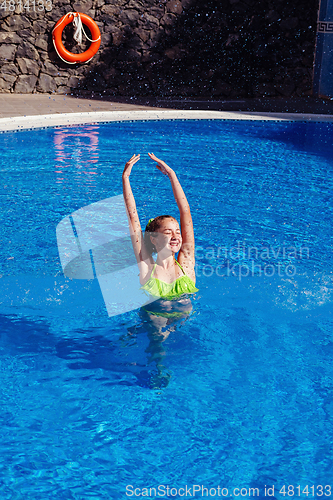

left=144, top=215, right=177, bottom=255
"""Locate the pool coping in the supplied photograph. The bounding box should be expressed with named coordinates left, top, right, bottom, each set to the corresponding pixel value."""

left=1, top=109, right=333, bottom=132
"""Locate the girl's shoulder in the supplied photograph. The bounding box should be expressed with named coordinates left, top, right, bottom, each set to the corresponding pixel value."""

left=177, top=251, right=196, bottom=283
left=139, top=257, right=156, bottom=286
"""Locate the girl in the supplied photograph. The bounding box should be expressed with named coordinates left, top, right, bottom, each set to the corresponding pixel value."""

left=122, top=152, right=198, bottom=332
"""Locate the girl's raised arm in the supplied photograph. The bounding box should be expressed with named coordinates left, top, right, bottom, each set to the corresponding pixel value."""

left=148, top=153, right=195, bottom=265
left=122, top=155, right=152, bottom=271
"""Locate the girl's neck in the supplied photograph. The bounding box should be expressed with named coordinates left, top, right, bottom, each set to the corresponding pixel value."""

left=155, top=254, right=176, bottom=270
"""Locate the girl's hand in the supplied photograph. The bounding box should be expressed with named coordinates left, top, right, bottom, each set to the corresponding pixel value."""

left=123, top=154, right=140, bottom=178
left=148, top=153, right=174, bottom=176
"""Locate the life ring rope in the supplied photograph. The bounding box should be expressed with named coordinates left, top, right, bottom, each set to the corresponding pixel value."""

left=81, top=24, right=100, bottom=43
left=52, top=12, right=101, bottom=64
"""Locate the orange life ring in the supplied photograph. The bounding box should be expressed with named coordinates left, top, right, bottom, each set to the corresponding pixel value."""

left=52, top=12, right=101, bottom=64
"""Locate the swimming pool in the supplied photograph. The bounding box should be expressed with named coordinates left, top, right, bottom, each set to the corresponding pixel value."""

left=0, top=118, right=332, bottom=499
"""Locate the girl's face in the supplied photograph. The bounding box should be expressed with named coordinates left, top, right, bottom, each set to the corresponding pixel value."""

left=151, top=218, right=182, bottom=255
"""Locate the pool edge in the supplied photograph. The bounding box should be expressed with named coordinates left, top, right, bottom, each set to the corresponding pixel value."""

left=1, top=109, right=333, bottom=132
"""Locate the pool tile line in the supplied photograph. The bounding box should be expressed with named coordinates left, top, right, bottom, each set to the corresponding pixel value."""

left=1, top=110, right=333, bottom=133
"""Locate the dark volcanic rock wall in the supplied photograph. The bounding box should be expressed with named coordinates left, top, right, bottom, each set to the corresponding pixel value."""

left=0, top=0, right=319, bottom=97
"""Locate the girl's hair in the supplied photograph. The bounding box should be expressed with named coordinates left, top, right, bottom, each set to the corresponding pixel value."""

left=144, top=215, right=177, bottom=255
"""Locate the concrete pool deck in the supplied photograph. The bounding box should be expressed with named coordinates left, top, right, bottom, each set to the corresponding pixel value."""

left=0, top=94, right=333, bottom=131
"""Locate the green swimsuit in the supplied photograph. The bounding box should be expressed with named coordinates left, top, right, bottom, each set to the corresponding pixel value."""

left=140, top=260, right=198, bottom=300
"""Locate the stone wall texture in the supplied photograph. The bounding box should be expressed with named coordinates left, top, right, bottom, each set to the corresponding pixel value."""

left=0, top=0, right=319, bottom=97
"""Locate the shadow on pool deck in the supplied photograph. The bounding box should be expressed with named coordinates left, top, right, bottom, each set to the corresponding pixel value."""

left=0, top=94, right=333, bottom=119
left=86, top=95, right=333, bottom=114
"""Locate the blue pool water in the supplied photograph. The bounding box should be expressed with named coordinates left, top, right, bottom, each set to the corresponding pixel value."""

left=0, top=119, right=332, bottom=499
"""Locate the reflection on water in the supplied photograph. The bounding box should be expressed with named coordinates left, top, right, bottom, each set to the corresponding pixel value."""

left=54, top=126, right=100, bottom=186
